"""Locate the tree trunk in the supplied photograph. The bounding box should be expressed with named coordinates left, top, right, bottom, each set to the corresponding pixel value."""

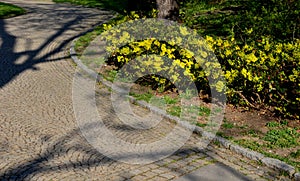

left=156, top=0, right=179, bottom=20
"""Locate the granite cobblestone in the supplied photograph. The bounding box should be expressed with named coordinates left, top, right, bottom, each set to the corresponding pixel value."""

left=0, top=0, right=297, bottom=180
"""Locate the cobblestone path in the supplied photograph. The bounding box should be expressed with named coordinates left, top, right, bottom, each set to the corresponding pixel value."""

left=0, top=1, right=291, bottom=180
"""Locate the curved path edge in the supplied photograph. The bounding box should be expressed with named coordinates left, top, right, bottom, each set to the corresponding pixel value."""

left=70, top=26, right=300, bottom=181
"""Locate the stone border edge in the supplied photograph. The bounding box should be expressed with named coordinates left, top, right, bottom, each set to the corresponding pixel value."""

left=70, top=32, right=300, bottom=181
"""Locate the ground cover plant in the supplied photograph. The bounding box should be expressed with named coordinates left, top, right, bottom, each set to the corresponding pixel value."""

left=0, top=2, right=26, bottom=19
left=54, top=0, right=300, bottom=171
left=52, top=0, right=156, bottom=15
left=52, top=0, right=127, bottom=13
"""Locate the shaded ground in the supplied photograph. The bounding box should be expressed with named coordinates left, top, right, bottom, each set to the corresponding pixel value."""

left=98, top=65, right=300, bottom=171
left=0, top=0, right=295, bottom=180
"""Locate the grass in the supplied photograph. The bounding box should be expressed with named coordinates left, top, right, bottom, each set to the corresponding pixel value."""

left=235, top=139, right=300, bottom=172
left=63, top=0, right=300, bottom=172
left=179, top=0, right=242, bottom=37
left=102, top=69, right=117, bottom=82
left=53, top=0, right=127, bottom=13
left=167, top=106, right=181, bottom=117
left=164, top=95, right=178, bottom=105
left=232, top=120, right=300, bottom=171
left=0, top=2, right=26, bottom=19
left=129, top=92, right=153, bottom=102
left=211, top=118, right=299, bottom=170
left=264, top=127, right=299, bottom=148
left=216, top=132, right=233, bottom=140
left=222, top=122, right=234, bottom=129
left=181, top=0, right=299, bottom=40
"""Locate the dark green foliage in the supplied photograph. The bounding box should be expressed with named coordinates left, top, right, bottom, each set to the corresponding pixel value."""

left=180, top=0, right=299, bottom=41
left=0, top=2, right=26, bottom=19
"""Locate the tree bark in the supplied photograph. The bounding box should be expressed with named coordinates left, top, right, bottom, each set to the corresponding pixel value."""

left=156, top=0, right=179, bottom=20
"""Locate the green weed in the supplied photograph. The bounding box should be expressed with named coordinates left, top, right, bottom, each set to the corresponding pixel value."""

left=222, top=122, right=234, bottom=129
left=164, top=95, right=178, bottom=105
left=266, top=121, right=280, bottom=128
left=264, top=128, right=300, bottom=148
left=167, top=106, right=181, bottom=117
left=216, top=132, right=233, bottom=140
left=129, top=92, right=153, bottom=102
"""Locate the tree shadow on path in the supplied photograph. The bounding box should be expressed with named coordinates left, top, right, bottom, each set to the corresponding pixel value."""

left=0, top=120, right=254, bottom=180
left=0, top=3, right=112, bottom=88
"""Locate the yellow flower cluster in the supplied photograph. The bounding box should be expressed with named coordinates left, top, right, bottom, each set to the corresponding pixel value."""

left=206, top=35, right=300, bottom=118
left=100, top=10, right=299, bottom=118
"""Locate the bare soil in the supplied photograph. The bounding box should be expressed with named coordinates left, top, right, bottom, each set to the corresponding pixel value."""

left=100, top=65, right=300, bottom=168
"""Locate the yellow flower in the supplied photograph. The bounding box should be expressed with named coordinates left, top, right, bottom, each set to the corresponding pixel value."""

left=117, top=56, right=124, bottom=62
left=179, top=62, right=185, bottom=68
left=174, top=59, right=181, bottom=65
left=144, top=39, right=153, bottom=50
left=120, top=47, right=130, bottom=55
left=171, top=74, right=178, bottom=82
left=253, top=76, right=259, bottom=82
left=166, top=48, right=175, bottom=58
left=247, top=71, right=253, bottom=81
left=153, top=40, right=160, bottom=47
left=223, top=41, right=230, bottom=48
left=161, top=43, right=167, bottom=53
left=103, top=24, right=112, bottom=31
left=215, top=81, right=225, bottom=92
left=216, top=38, right=222, bottom=46
left=275, top=44, right=282, bottom=54
left=264, top=43, right=270, bottom=51
left=119, top=31, right=130, bottom=43
left=205, top=36, right=214, bottom=43
left=224, top=49, right=231, bottom=57
left=200, top=51, right=208, bottom=58
left=257, top=84, right=264, bottom=92
left=179, top=26, right=189, bottom=36
left=185, top=50, right=194, bottom=59
left=185, top=60, right=193, bottom=68
left=246, top=53, right=258, bottom=63
left=167, top=52, right=175, bottom=59
left=143, top=60, right=152, bottom=66
left=183, top=71, right=193, bottom=78
left=245, top=28, right=253, bottom=35
left=159, top=79, right=166, bottom=84
left=225, top=70, right=233, bottom=82
left=175, top=37, right=182, bottom=44
left=132, top=46, right=141, bottom=53
left=241, top=68, right=247, bottom=78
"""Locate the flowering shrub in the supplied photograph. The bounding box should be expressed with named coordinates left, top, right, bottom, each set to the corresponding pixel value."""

left=101, top=16, right=225, bottom=96
left=106, top=38, right=216, bottom=91
left=206, top=35, right=300, bottom=118
left=89, top=11, right=299, bottom=118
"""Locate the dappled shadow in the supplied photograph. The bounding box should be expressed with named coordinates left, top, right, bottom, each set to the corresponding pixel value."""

left=174, top=161, right=253, bottom=181
left=0, top=2, right=113, bottom=88
left=0, top=2, right=277, bottom=180
left=54, top=0, right=156, bottom=15
left=0, top=120, right=253, bottom=180
left=0, top=17, right=74, bottom=88
left=0, top=126, right=112, bottom=180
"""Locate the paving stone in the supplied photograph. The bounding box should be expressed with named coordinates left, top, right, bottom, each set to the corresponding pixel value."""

left=159, top=173, right=176, bottom=180
left=148, top=176, right=167, bottom=181
left=131, top=175, right=146, bottom=181
left=0, top=1, right=295, bottom=181
left=142, top=171, right=158, bottom=178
